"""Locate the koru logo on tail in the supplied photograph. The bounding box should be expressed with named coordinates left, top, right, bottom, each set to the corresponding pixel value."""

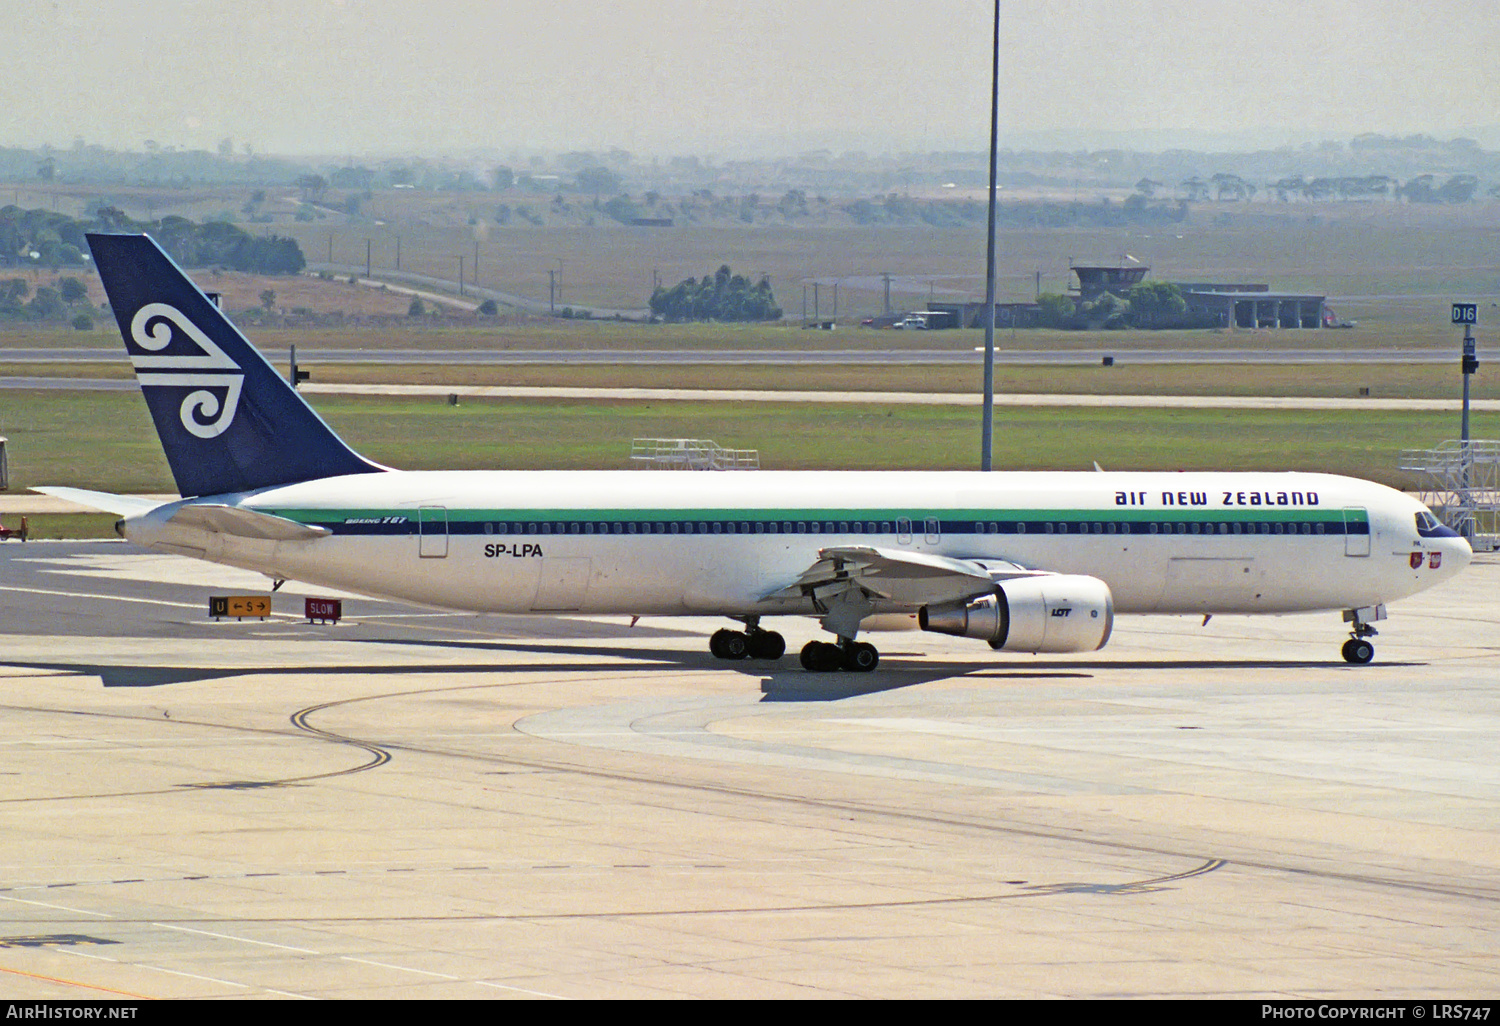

left=129, top=303, right=244, bottom=439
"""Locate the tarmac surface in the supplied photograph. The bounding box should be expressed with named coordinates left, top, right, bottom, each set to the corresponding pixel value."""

left=0, top=540, right=1497, bottom=999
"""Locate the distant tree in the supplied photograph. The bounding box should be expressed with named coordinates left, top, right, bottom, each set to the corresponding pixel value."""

left=1134, top=178, right=1164, bottom=198
left=477, top=299, right=498, bottom=315
left=491, top=165, right=514, bottom=191
left=1303, top=177, right=1340, bottom=201
left=601, top=195, right=642, bottom=224
left=259, top=289, right=276, bottom=311
left=330, top=166, right=376, bottom=190
left=407, top=298, right=425, bottom=317
left=575, top=166, right=622, bottom=202
left=71, top=313, right=93, bottom=331
left=1271, top=175, right=1305, bottom=202
left=1036, top=292, right=1075, bottom=328
left=36, top=157, right=55, bottom=182
left=1081, top=291, right=1131, bottom=329
left=1401, top=174, right=1437, bottom=203
left=27, top=286, right=63, bottom=320
left=649, top=264, right=781, bottom=323
left=1125, top=281, right=1186, bottom=328
left=1210, top=173, right=1254, bottom=202
left=295, top=174, right=327, bottom=201
left=58, top=277, right=87, bottom=304
left=1178, top=177, right=1210, bottom=202
left=1438, top=174, right=1480, bottom=204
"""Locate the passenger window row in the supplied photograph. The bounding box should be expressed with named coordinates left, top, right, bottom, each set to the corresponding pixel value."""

left=477, top=519, right=1336, bottom=536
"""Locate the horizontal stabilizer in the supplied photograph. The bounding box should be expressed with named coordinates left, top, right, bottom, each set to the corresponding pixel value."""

left=31, top=487, right=165, bottom=518
left=167, top=504, right=330, bottom=541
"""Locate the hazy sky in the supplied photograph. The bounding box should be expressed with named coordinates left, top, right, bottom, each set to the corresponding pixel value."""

left=8, top=0, right=1500, bottom=157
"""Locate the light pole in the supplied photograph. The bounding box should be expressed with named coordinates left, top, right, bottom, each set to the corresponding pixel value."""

left=1454, top=303, right=1480, bottom=539
left=981, top=0, right=1000, bottom=471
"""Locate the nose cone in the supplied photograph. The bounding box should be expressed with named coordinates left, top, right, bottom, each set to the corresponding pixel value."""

left=1446, top=533, right=1475, bottom=577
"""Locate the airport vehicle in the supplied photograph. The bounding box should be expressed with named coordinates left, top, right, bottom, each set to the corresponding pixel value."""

left=42, top=234, right=1471, bottom=671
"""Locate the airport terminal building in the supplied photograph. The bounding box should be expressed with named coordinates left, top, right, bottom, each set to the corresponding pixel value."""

left=1072, top=264, right=1329, bottom=329
left=928, top=264, right=1328, bottom=330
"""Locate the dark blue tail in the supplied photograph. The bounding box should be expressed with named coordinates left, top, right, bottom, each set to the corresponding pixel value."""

left=87, top=233, right=386, bottom=497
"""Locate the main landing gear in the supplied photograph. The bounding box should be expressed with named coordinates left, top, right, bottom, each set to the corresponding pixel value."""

left=1340, top=606, right=1382, bottom=664
left=800, top=638, right=879, bottom=673
left=709, top=620, right=786, bottom=661
left=707, top=620, right=880, bottom=672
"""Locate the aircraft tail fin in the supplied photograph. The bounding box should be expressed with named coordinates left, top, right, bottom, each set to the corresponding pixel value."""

left=86, top=233, right=386, bottom=498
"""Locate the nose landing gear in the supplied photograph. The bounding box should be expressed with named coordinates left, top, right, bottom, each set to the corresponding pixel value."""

left=1341, top=636, right=1375, bottom=664
left=1340, top=606, right=1383, bottom=664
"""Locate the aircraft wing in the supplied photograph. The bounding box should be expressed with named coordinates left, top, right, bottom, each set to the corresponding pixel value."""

left=764, top=545, right=1048, bottom=636
left=166, top=504, right=330, bottom=541
left=31, top=486, right=165, bottom=517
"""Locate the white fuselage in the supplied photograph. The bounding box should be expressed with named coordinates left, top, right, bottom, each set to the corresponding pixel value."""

left=122, top=469, right=1471, bottom=625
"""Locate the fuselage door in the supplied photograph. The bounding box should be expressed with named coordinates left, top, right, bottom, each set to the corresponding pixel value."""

left=419, top=506, right=449, bottom=558
left=1342, top=507, right=1370, bottom=557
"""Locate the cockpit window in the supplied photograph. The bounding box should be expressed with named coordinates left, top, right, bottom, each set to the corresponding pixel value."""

left=1414, top=511, right=1458, bottom=538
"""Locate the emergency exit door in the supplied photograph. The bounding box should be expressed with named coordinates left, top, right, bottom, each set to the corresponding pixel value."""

left=419, top=506, right=448, bottom=558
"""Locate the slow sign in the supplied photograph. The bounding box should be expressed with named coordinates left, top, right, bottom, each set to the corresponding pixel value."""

left=305, top=597, right=342, bottom=623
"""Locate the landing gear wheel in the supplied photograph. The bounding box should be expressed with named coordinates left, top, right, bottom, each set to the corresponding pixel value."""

left=746, top=630, right=786, bottom=660
left=800, top=641, right=843, bottom=672
left=710, top=629, right=748, bottom=660
left=841, top=641, right=879, bottom=673
left=1342, top=638, right=1375, bottom=664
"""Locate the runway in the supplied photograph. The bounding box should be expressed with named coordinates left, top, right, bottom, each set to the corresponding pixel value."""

left=3, top=377, right=1497, bottom=413
left=6, top=345, right=1499, bottom=365
left=0, top=542, right=1497, bottom=998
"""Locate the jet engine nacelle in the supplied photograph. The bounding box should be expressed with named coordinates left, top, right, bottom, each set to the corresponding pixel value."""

left=918, top=574, right=1114, bottom=653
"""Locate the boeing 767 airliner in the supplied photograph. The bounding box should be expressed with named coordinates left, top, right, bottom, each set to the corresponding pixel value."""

left=40, top=234, right=1471, bottom=671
